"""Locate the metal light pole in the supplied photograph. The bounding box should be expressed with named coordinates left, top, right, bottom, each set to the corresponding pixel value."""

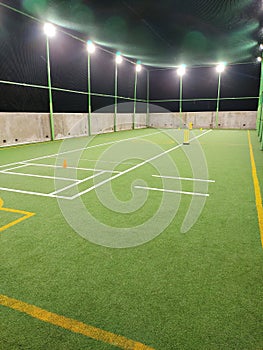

left=114, top=52, right=122, bottom=132
left=87, top=40, right=95, bottom=136
left=146, top=70, right=150, bottom=127
left=133, top=61, right=141, bottom=130
left=44, top=23, right=56, bottom=141
left=215, top=63, right=226, bottom=128
left=177, top=65, right=186, bottom=126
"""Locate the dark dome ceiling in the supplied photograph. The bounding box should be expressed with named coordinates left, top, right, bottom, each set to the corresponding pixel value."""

left=15, top=0, right=263, bottom=66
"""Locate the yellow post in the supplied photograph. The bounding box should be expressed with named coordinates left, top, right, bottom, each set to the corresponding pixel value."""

left=183, top=129, right=190, bottom=145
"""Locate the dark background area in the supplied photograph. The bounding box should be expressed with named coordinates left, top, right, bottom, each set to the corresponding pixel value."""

left=0, top=0, right=262, bottom=113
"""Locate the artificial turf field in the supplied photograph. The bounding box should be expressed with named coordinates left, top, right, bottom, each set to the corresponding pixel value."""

left=0, top=128, right=262, bottom=350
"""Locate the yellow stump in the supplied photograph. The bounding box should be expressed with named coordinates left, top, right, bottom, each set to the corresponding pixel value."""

left=183, top=129, right=190, bottom=145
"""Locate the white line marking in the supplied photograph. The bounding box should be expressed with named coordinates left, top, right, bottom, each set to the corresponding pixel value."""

left=70, top=130, right=212, bottom=200
left=152, top=175, right=215, bottom=183
left=0, top=130, right=161, bottom=170
left=20, top=162, right=121, bottom=174
left=1, top=163, right=29, bottom=172
left=134, top=185, right=209, bottom=197
left=0, top=187, right=71, bottom=200
left=81, top=159, right=136, bottom=166
left=0, top=171, right=78, bottom=182
left=50, top=171, right=105, bottom=195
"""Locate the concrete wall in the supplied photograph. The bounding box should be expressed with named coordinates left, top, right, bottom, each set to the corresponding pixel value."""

left=149, top=111, right=256, bottom=129
left=0, top=111, right=256, bottom=147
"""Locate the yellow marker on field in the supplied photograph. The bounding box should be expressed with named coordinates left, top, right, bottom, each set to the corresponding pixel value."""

left=189, top=122, right=193, bottom=130
left=183, top=129, right=190, bottom=145
left=0, top=198, right=35, bottom=233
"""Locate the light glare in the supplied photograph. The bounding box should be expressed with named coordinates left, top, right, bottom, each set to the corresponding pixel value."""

left=216, top=62, right=226, bottom=73
left=87, top=40, right=95, bottom=54
left=116, top=52, right=123, bottom=64
left=136, top=61, right=142, bottom=72
left=44, top=23, right=56, bottom=37
left=257, top=56, right=262, bottom=62
left=177, top=64, right=186, bottom=77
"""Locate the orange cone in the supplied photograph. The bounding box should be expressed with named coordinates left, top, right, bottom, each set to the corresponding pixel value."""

left=63, top=159, right=67, bottom=168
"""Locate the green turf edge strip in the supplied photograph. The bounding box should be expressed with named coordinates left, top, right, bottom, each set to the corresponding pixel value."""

left=247, top=131, right=263, bottom=248
left=0, top=294, right=155, bottom=350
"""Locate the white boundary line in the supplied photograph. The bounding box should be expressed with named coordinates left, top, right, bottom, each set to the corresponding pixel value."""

left=1, top=163, right=29, bottom=172
left=152, top=175, right=215, bottom=183
left=50, top=171, right=105, bottom=195
left=0, top=171, right=78, bottom=182
left=80, top=159, right=136, bottom=166
left=134, top=186, right=209, bottom=197
left=0, top=187, right=71, bottom=200
left=70, top=130, right=212, bottom=200
left=21, top=162, right=121, bottom=174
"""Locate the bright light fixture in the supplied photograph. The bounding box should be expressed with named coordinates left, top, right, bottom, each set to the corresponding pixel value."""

left=87, top=40, right=96, bottom=54
left=44, top=23, right=56, bottom=37
left=216, top=62, right=226, bottom=73
left=260, top=44, right=263, bottom=50
left=177, top=64, right=186, bottom=77
left=136, top=60, right=142, bottom=72
left=257, top=56, right=262, bottom=62
left=116, top=52, right=123, bottom=64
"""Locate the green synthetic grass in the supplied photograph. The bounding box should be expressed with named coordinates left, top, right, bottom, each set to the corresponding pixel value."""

left=0, top=129, right=262, bottom=350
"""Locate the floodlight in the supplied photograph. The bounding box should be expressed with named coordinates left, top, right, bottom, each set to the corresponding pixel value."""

left=136, top=60, right=142, bottom=72
left=87, top=40, right=95, bottom=54
left=260, top=44, right=263, bottom=50
left=44, top=23, right=56, bottom=37
left=177, top=64, right=186, bottom=77
left=116, top=52, right=123, bottom=64
left=216, top=62, right=226, bottom=73
left=257, top=56, right=262, bottom=62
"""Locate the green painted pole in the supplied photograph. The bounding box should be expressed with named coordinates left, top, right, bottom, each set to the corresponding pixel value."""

left=114, top=62, right=118, bottom=132
left=46, top=36, right=55, bottom=141
left=146, top=70, right=150, bottom=127
left=179, top=75, right=183, bottom=124
left=216, top=73, right=221, bottom=128
left=257, top=54, right=263, bottom=136
left=87, top=52, right=92, bottom=136
left=133, top=69, right=138, bottom=130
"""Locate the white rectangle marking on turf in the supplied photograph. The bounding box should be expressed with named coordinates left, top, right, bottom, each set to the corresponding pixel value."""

left=70, top=130, right=212, bottom=200
left=152, top=175, right=215, bottom=183
left=50, top=171, right=105, bottom=195
left=0, top=171, right=78, bottom=182
left=0, top=130, right=162, bottom=170
left=21, top=162, right=121, bottom=174
left=134, top=186, right=209, bottom=197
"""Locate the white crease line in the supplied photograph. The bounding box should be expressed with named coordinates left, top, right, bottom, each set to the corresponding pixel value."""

left=0, top=187, right=71, bottom=200
left=0, top=171, right=78, bottom=182
left=1, top=163, right=29, bottom=172
left=152, top=175, right=215, bottom=183
left=20, top=162, right=121, bottom=174
left=80, top=159, right=136, bottom=166
left=0, top=130, right=162, bottom=169
left=134, top=186, right=209, bottom=197
left=50, top=171, right=105, bottom=195
left=70, top=130, right=212, bottom=200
